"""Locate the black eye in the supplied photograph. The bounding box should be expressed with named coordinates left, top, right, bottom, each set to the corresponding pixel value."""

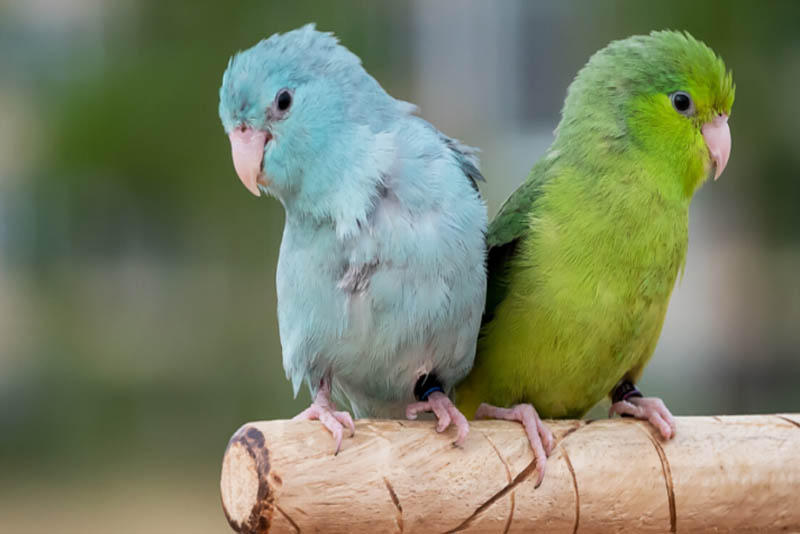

left=276, top=89, right=292, bottom=112
left=670, top=91, right=694, bottom=116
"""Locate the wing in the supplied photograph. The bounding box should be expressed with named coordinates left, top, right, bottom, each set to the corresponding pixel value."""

left=442, top=136, right=485, bottom=192
left=483, top=158, right=551, bottom=323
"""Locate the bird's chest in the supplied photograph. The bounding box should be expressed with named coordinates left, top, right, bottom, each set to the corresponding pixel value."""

left=519, top=203, right=688, bottom=413
left=275, top=226, right=350, bottom=332
left=275, top=223, right=383, bottom=347
left=534, top=192, right=688, bottom=312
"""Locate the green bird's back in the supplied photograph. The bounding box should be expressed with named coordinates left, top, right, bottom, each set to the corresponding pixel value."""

left=457, top=31, right=734, bottom=420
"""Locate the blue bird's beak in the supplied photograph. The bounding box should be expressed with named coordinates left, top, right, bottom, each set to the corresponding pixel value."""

left=228, top=126, right=271, bottom=196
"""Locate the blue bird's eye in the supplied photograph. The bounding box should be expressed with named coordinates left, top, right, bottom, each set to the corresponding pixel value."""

left=276, top=89, right=292, bottom=112
left=670, top=91, right=694, bottom=116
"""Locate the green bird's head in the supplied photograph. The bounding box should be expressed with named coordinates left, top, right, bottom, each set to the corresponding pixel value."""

left=556, top=30, right=735, bottom=198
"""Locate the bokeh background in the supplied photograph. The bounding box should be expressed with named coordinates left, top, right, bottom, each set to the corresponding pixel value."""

left=1, top=1, right=798, bottom=532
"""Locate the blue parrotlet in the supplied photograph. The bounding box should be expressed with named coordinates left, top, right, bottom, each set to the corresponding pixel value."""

left=218, top=25, right=488, bottom=452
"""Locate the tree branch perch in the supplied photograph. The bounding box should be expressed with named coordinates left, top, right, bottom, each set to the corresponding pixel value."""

left=220, top=414, right=800, bottom=533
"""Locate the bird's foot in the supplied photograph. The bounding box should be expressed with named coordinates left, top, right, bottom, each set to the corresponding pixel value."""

left=292, top=382, right=355, bottom=455
left=406, top=391, right=470, bottom=447
left=609, top=396, right=676, bottom=439
left=475, top=403, right=553, bottom=486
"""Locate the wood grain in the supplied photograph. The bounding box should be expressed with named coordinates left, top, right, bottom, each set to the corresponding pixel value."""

left=220, top=415, right=800, bottom=533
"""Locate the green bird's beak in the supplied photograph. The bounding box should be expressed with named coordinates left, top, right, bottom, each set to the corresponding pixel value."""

left=228, top=126, right=271, bottom=196
left=701, top=114, right=731, bottom=181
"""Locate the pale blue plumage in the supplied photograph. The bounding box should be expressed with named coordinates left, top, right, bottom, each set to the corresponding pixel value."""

left=218, top=25, right=487, bottom=418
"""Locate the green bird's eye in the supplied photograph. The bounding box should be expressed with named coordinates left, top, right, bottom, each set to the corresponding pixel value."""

left=670, top=91, right=694, bottom=116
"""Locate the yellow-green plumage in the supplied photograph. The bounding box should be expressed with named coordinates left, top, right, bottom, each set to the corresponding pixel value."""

left=457, top=31, right=735, bottom=419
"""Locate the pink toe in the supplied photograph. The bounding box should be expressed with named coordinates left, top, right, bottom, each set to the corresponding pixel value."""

left=433, top=403, right=451, bottom=433
left=292, top=405, right=318, bottom=421
left=335, top=411, right=356, bottom=437
left=407, top=400, right=433, bottom=420
left=453, top=421, right=469, bottom=447
left=436, top=414, right=451, bottom=433
left=474, top=403, right=492, bottom=420
left=449, top=407, right=470, bottom=447
left=540, top=425, right=554, bottom=455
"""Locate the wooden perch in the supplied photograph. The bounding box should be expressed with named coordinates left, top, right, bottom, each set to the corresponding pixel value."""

left=220, top=414, right=800, bottom=534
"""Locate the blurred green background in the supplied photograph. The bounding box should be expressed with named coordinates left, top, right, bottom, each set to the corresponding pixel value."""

left=1, top=1, right=798, bottom=532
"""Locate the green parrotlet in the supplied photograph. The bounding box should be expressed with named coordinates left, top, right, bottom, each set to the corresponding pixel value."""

left=456, top=31, right=734, bottom=482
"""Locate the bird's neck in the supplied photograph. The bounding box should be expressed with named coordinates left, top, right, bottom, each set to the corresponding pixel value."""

left=278, top=173, right=383, bottom=242
left=278, top=128, right=397, bottom=240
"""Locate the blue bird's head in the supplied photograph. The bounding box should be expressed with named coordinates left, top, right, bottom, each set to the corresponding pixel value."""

left=219, top=24, right=409, bottom=206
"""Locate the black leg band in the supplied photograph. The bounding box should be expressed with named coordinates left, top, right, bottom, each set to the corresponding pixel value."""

left=612, top=379, right=643, bottom=404
left=414, top=373, right=444, bottom=401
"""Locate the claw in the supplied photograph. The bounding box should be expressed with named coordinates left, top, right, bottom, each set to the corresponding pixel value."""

left=609, top=396, right=677, bottom=440
left=476, top=403, right=552, bottom=486
left=406, top=391, right=470, bottom=447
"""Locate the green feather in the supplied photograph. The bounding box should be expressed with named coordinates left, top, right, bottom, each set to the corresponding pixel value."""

left=457, top=31, right=734, bottom=419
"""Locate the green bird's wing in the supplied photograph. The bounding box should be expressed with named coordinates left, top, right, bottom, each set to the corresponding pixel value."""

left=484, top=159, right=550, bottom=323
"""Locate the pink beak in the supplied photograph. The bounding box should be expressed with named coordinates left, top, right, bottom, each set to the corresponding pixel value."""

left=228, top=127, right=270, bottom=196
left=701, top=114, right=731, bottom=181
